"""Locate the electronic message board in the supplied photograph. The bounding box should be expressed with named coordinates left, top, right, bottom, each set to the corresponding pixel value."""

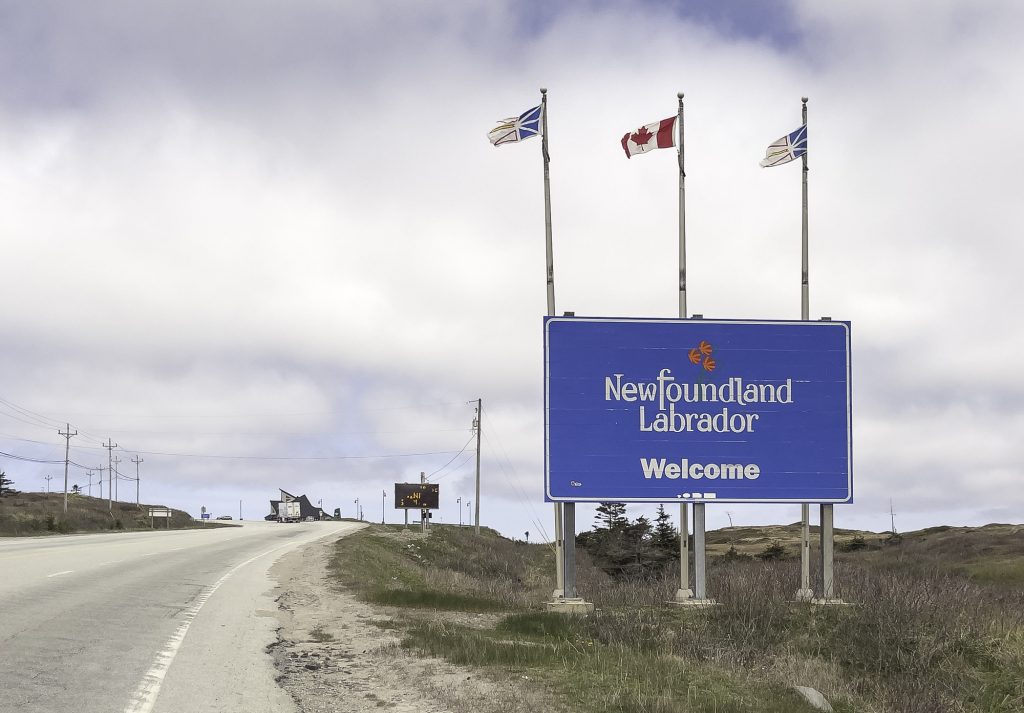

left=544, top=317, right=852, bottom=503
left=394, top=483, right=440, bottom=509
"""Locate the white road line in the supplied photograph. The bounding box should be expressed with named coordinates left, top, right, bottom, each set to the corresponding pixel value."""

left=122, top=539, right=298, bottom=713
left=168, top=547, right=185, bottom=551
left=99, top=560, right=123, bottom=566
left=47, top=570, right=73, bottom=578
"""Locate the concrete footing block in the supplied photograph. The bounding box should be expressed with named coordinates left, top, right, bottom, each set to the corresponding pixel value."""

left=793, top=685, right=833, bottom=711
left=665, top=598, right=719, bottom=609
left=794, top=588, right=815, bottom=602
left=545, top=597, right=594, bottom=615
left=810, top=598, right=852, bottom=607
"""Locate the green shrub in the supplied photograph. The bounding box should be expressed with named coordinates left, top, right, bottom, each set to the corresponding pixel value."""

left=756, top=541, right=787, bottom=561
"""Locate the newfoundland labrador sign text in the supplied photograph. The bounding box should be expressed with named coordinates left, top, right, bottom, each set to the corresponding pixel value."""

left=544, top=317, right=852, bottom=503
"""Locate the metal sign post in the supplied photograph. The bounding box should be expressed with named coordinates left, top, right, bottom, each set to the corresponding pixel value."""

left=394, top=479, right=439, bottom=534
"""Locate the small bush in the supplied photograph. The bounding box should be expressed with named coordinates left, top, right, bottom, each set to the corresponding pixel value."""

left=308, top=625, right=333, bottom=642
left=756, top=541, right=787, bottom=561
left=839, top=534, right=867, bottom=552
left=722, top=545, right=753, bottom=561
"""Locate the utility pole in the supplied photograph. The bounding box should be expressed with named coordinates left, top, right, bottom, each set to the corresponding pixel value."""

left=112, top=456, right=122, bottom=503
left=131, top=455, right=143, bottom=506
left=420, top=471, right=427, bottom=534
left=86, top=470, right=94, bottom=497
left=59, top=424, right=77, bottom=514
left=457, top=496, right=462, bottom=527
left=44, top=474, right=53, bottom=494
left=382, top=489, right=386, bottom=525
left=473, top=398, right=481, bottom=535
left=96, top=465, right=105, bottom=499
left=726, top=511, right=734, bottom=528
left=890, top=499, right=897, bottom=535
left=103, top=439, right=117, bottom=511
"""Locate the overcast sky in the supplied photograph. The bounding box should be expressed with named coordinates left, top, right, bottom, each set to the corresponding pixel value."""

left=2, top=0, right=1022, bottom=539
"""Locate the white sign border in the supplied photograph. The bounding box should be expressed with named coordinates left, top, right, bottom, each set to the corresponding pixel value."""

left=543, top=317, right=853, bottom=504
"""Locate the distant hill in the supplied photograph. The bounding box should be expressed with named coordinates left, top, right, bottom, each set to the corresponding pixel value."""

left=0, top=491, right=216, bottom=536
left=706, top=521, right=1024, bottom=585
left=704, top=522, right=884, bottom=556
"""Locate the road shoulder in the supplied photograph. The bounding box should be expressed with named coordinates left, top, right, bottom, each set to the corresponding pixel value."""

left=269, top=535, right=541, bottom=713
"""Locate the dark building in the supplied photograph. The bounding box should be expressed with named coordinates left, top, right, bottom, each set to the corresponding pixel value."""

left=266, top=489, right=332, bottom=521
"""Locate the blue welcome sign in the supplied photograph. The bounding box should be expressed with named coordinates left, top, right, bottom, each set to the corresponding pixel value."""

left=544, top=317, right=852, bottom=503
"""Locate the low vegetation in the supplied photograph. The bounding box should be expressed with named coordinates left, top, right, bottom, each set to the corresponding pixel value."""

left=329, top=521, right=1024, bottom=713
left=0, top=491, right=217, bottom=535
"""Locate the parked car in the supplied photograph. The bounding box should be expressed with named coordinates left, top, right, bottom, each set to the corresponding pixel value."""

left=215, top=515, right=233, bottom=520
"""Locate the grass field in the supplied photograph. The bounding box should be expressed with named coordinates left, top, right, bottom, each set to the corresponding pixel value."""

left=0, top=491, right=222, bottom=535
left=328, top=523, right=1024, bottom=713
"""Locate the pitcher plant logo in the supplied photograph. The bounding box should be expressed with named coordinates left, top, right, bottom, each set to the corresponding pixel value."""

left=688, top=340, right=716, bottom=373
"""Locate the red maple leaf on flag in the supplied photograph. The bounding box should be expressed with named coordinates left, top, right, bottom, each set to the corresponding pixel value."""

left=630, top=126, right=654, bottom=146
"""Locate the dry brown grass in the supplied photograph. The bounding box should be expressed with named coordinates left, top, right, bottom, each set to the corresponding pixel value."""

left=0, top=491, right=203, bottom=535
left=331, top=524, right=1024, bottom=713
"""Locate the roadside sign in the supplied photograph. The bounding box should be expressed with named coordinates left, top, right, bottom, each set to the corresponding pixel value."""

left=200, top=512, right=211, bottom=519
left=148, top=508, right=171, bottom=518
left=394, top=483, right=440, bottom=509
left=544, top=317, right=852, bottom=503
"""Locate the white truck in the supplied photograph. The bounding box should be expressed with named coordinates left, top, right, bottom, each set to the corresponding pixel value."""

left=277, top=500, right=300, bottom=523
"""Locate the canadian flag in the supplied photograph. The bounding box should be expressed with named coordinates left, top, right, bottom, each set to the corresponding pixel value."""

left=621, top=117, right=677, bottom=158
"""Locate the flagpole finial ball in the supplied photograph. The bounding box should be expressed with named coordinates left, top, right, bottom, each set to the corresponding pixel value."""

left=801, top=96, right=808, bottom=103
left=540, top=87, right=547, bottom=94
left=678, top=92, right=684, bottom=99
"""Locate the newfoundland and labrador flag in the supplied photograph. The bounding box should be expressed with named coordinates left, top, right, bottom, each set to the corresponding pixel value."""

left=488, top=104, right=543, bottom=146
left=621, top=117, right=676, bottom=158
left=760, top=124, right=807, bottom=167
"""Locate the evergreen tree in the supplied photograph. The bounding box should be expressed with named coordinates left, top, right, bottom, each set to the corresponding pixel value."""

left=0, top=470, right=17, bottom=496
left=594, top=502, right=628, bottom=531
left=578, top=503, right=629, bottom=576
left=651, top=505, right=679, bottom=562
left=622, top=515, right=656, bottom=576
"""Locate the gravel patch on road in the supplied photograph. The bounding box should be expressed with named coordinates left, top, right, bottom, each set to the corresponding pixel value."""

left=268, top=534, right=551, bottom=713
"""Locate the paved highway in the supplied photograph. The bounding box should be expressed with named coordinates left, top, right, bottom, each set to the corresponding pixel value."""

left=0, top=520, right=363, bottom=713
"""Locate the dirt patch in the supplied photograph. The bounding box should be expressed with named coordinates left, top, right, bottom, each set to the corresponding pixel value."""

left=268, top=535, right=552, bottom=713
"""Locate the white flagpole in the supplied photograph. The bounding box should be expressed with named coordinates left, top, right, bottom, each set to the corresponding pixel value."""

left=540, top=88, right=565, bottom=599
left=674, top=92, right=694, bottom=603
left=801, top=96, right=809, bottom=320
left=542, top=89, right=556, bottom=315
left=800, top=96, right=834, bottom=599
left=796, top=96, right=815, bottom=602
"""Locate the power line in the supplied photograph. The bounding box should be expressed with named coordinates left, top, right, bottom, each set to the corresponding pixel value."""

left=431, top=451, right=476, bottom=482
left=479, top=405, right=549, bottom=543
left=2, top=398, right=472, bottom=421
left=424, top=433, right=475, bottom=480
left=0, top=450, right=65, bottom=464
left=2, top=443, right=470, bottom=463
